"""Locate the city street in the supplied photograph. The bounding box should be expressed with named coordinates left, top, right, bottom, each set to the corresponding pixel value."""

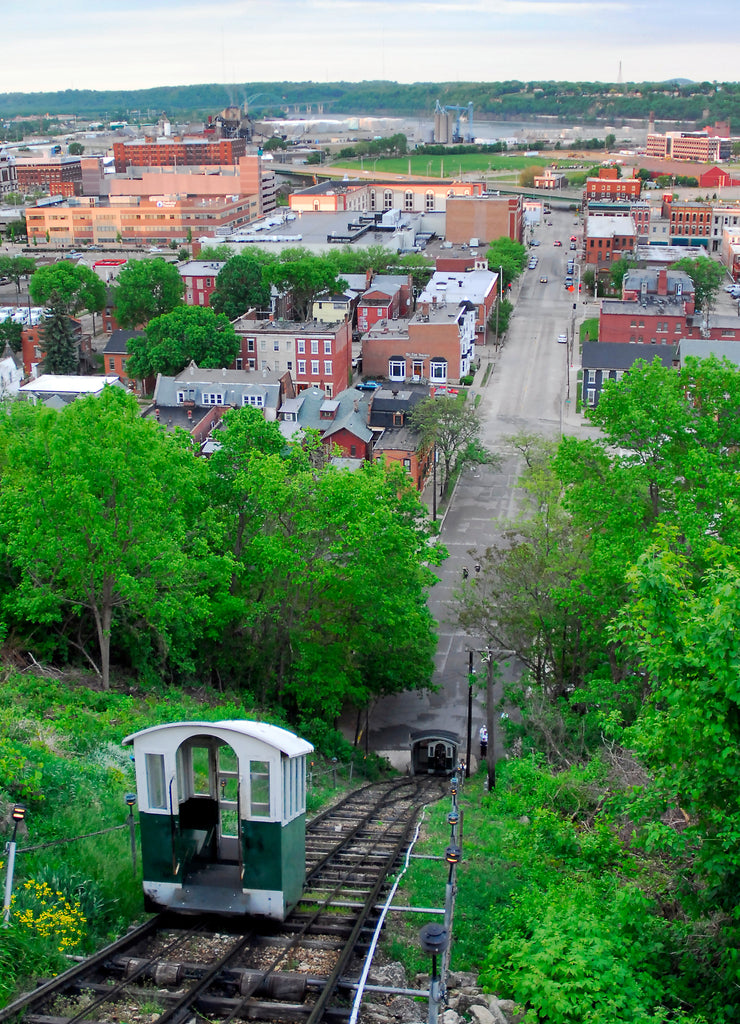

left=365, top=208, right=599, bottom=769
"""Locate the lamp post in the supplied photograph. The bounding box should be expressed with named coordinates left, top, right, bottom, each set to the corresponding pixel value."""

left=419, top=923, right=449, bottom=1024
left=3, top=805, right=26, bottom=926
left=482, top=648, right=497, bottom=791
left=443, top=843, right=461, bottom=932
left=494, top=265, right=503, bottom=349
left=465, top=650, right=475, bottom=778
left=125, top=793, right=137, bottom=875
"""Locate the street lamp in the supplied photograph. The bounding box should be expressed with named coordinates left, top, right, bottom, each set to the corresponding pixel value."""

left=419, top=923, right=449, bottom=1024
left=494, top=265, right=503, bottom=349
left=3, top=805, right=26, bottom=926
left=125, top=792, right=137, bottom=874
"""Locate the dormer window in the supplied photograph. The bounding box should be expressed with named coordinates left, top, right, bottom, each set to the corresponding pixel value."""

left=202, top=392, right=224, bottom=406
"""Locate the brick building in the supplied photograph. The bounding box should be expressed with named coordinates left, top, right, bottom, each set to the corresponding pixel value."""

left=25, top=192, right=258, bottom=247
left=584, top=215, right=637, bottom=268
left=113, top=135, right=247, bottom=174
left=444, top=195, right=523, bottom=245
left=356, top=275, right=414, bottom=333
left=288, top=179, right=484, bottom=214
left=108, top=156, right=276, bottom=216
left=178, top=260, right=226, bottom=307
left=231, top=314, right=352, bottom=398
left=661, top=196, right=712, bottom=246
left=646, top=130, right=730, bottom=163
left=361, top=297, right=477, bottom=385
left=0, top=150, right=17, bottom=196
left=583, top=168, right=641, bottom=204
left=418, top=266, right=497, bottom=343
left=15, top=156, right=83, bottom=198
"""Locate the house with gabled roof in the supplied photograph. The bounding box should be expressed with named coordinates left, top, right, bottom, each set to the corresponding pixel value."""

left=151, top=362, right=293, bottom=451
left=277, top=385, right=374, bottom=462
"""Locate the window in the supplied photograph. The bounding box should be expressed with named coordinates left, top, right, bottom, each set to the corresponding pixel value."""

left=248, top=358, right=256, bottom=369
left=350, top=445, right=356, bottom=457
left=384, top=189, right=393, bottom=210
left=247, top=338, right=256, bottom=353
left=370, top=190, right=376, bottom=211
left=389, top=358, right=405, bottom=380
left=260, top=339, right=267, bottom=351
left=311, top=360, right=319, bottom=375
left=250, top=760, right=270, bottom=817
left=323, top=340, right=332, bottom=355
left=403, top=458, right=411, bottom=468
left=202, top=392, right=224, bottom=406
left=311, top=340, right=319, bottom=354
left=236, top=358, right=243, bottom=370
left=429, top=359, right=447, bottom=381
left=298, top=359, right=306, bottom=374
left=425, top=191, right=435, bottom=212
left=405, top=190, right=413, bottom=211
left=273, top=338, right=280, bottom=351
left=287, top=360, right=293, bottom=370
left=587, top=370, right=596, bottom=384
left=324, top=360, right=332, bottom=376
left=297, top=339, right=306, bottom=354
left=145, top=753, right=167, bottom=810
left=587, top=388, right=596, bottom=406
left=242, top=393, right=264, bottom=407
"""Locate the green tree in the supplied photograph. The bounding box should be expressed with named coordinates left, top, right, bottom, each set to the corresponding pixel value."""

left=518, top=165, right=544, bottom=187
left=0, top=255, right=36, bottom=300
left=29, top=261, right=105, bottom=318
left=486, top=237, right=527, bottom=290
left=126, top=305, right=241, bottom=379
left=112, top=258, right=183, bottom=327
left=672, top=255, right=724, bottom=313
left=263, top=250, right=348, bottom=320
left=207, top=414, right=441, bottom=721
left=409, top=395, right=495, bottom=497
left=68, top=142, right=84, bottom=155
left=211, top=251, right=274, bottom=319
left=197, top=244, right=234, bottom=262
left=609, top=258, right=637, bottom=294
left=40, top=292, right=79, bottom=374
left=0, top=318, right=22, bottom=354
left=0, top=389, right=213, bottom=690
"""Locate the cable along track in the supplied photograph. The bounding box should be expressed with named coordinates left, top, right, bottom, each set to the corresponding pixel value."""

left=0, top=776, right=442, bottom=1024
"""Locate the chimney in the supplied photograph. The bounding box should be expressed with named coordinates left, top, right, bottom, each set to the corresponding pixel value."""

left=657, top=268, right=668, bottom=296
left=366, top=267, right=373, bottom=288
left=353, top=398, right=359, bottom=413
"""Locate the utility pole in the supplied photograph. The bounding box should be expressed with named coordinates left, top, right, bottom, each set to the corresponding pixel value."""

left=483, top=648, right=496, bottom=790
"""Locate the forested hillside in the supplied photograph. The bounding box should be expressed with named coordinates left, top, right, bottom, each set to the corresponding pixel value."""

left=2, top=79, right=740, bottom=125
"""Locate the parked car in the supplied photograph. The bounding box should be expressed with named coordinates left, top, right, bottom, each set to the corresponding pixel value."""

left=356, top=380, right=381, bottom=391
left=558, top=333, right=568, bottom=345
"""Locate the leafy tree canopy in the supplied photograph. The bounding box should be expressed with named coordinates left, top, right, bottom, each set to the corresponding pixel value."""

left=30, top=261, right=105, bottom=316
left=112, top=258, right=183, bottom=327
left=486, top=236, right=527, bottom=289
left=263, top=250, right=348, bottom=320
left=672, top=255, right=724, bottom=312
left=127, top=305, right=241, bottom=379
left=409, top=395, right=495, bottom=496
left=210, top=250, right=275, bottom=320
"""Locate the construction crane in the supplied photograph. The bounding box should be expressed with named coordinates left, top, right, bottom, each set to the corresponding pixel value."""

left=434, top=100, right=474, bottom=144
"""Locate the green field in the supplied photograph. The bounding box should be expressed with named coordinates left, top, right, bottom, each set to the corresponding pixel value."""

left=329, top=153, right=567, bottom=178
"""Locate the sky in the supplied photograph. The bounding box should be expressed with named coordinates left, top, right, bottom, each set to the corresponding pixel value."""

left=3, top=0, right=738, bottom=95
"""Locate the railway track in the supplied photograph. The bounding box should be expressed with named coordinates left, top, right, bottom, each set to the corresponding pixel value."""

left=0, top=776, right=445, bottom=1024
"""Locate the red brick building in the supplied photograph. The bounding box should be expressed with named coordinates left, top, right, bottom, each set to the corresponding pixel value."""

left=15, top=157, right=83, bottom=198
left=21, top=316, right=93, bottom=377
left=231, top=314, right=352, bottom=398
left=361, top=297, right=477, bottom=384
left=661, top=196, right=712, bottom=246
left=113, top=135, right=247, bottom=173
left=584, top=216, right=637, bottom=268
left=178, top=260, right=226, bottom=307
left=598, top=268, right=697, bottom=345
left=583, top=168, right=641, bottom=204
left=356, top=275, right=413, bottom=333
left=444, top=195, right=523, bottom=245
